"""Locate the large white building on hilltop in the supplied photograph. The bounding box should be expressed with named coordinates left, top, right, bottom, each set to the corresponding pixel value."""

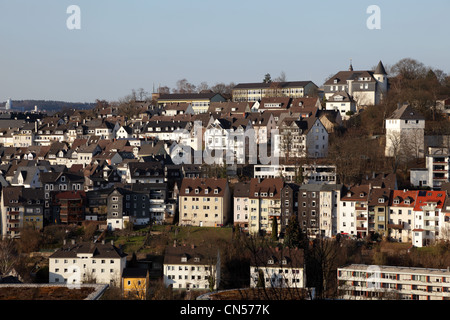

left=323, top=61, right=388, bottom=108
left=385, top=103, right=425, bottom=158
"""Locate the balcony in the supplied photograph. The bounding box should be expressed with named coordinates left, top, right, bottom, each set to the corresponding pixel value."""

left=356, top=215, right=367, bottom=221
left=269, top=211, right=281, bottom=217
left=387, top=222, right=404, bottom=230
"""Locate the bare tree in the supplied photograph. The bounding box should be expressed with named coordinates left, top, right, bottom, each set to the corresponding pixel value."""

left=197, top=82, right=210, bottom=93
left=274, top=71, right=287, bottom=82
left=172, top=79, right=197, bottom=93
left=0, top=239, right=17, bottom=276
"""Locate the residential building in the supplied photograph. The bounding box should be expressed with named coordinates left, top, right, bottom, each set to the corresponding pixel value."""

left=298, top=184, right=322, bottom=238
left=385, top=103, right=425, bottom=158
left=412, top=190, right=446, bottom=247
left=179, top=178, right=230, bottom=228
left=233, top=180, right=251, bottom=233
left=324, top=61, right=388, bottom=107
left=302, top=163, right=337, bottom=185
left=0, top=186, right=43, bottom=238
left=106, top=186, right=152, bottom=231
left=388, top=190, right=418, bottom=243
left=325, top=91, right=357, bottom=119
left=49, top=240, right=127, bottom=286
left=319, top=184, right=343, bottom=238
left=253, top=164, right=299, bottom=182
left=156, top=92, right=227, bottom=114
left=122, top=268, right=150, bottom=300
left=339, top=185, right=370, bottom=238
left=410, top=147, right=450, bottom=190
left=338, top=264, right=450, bottom=300
left=367, top=187, right=391, bottom=238
left=249, top=247, right=306, bottom=289
left=163, top=243, right=221, bottom=290
left=232, top=81, right=318, bottom=102
left=276, top=116, right=328, bottom=159
left=53, top=191, right=86, bottom=225
left=280, top=183, right=300, bottom=237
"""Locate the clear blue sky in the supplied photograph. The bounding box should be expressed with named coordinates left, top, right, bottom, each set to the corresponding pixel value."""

left=0, top=0, right=449, bottom=103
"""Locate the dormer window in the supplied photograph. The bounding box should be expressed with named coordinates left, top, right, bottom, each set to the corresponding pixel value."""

left=393, top=199, right=400, bottom=204
left=195, top=189, right=199, bottom=194
left=404, top=200, right=410, bottom=205
left=255, top=192, right=259, bottom=197
left=268, top=259, right=274, bottom=265
left=205, top=189, right=208, bottom=195
left=194, top=257, right=200, bottom=262
left=378, top=198, right=385, bottom=203
left=360, top=193, right=364, bottom=197
left=181, top=256, right=187, bottom=262
left=214, top=189, right=218, bottom=194
left=185, top=188, right=189, bottom=194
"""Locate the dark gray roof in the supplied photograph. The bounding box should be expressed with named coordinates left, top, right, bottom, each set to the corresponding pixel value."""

left=50, top=242, right=127, bottom=259
left=388, top=104, right=425, bottom=120
left=374, top=61, right=387, bottom=75
left=233, top=81, right=314, bottom=89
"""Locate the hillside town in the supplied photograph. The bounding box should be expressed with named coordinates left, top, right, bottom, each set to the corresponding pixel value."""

left=2, top=58, right=450, bottom=301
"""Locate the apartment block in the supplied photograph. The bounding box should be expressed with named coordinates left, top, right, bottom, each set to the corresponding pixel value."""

left=338, top=264, right=450, bottom=300
left=250, top=247, right=306, bottom=289
left=179, top=178, right=230, bottom=227
left=163, top=243, right=220, bottom=290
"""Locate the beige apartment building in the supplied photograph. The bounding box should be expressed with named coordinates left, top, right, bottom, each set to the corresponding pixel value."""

left=179, top=178, right=230, bottom=227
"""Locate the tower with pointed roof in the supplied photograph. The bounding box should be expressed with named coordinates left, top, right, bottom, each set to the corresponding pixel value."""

left=374, top=60, right=388, bottom=100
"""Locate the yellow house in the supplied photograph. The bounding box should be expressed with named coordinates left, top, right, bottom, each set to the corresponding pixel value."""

left=122, top=268, right=150, bottom=300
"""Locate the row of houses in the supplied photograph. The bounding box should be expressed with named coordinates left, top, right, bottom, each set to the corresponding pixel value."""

left=175, top=173, right=450, bottom=248
left=46, top=236, right=450, bottom=300
left=47, top=238, right=306, bottom=297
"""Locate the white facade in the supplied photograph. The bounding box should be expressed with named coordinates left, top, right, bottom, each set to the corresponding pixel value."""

left=49, top=242, right=127, bottom=286
left=338, top=199, right=358, bottom=236
left=338, top=264, right=450, bottom=300
left=254, top=164, right=297, bottom=181
left=385, top=105, right=425, bottom=158
left=319, top=185, right=342, bottom=238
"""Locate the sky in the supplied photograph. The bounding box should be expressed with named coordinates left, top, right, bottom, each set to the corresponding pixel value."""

left=0, top=0, right=449, bottom=103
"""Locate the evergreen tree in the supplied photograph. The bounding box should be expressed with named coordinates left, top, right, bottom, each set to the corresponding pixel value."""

left=284, top=216, right=304, bottom=249
left=271, top=218, right=278, bottom=241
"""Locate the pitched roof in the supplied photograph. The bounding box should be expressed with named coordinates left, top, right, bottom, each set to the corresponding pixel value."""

left=233, top=81, right=313, bottom=90
left=179, top=178, right=228, bottom=197
left=414, top=190, right=446, bottom=211
left=374, top=61, right=387, bottom=75
left=387, top=104, right=425, bottom=120
left=163, top=244, right=219, bottom=266
left=249, top=247, right=304, bottom=268
left=50, top=241, right=127, bottom=259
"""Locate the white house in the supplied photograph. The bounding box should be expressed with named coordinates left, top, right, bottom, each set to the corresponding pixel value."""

left=163, top=243, right=220, bottom=290
left=324, top=61, right=388, bottom=107
left=249, top=247, right=306, bottom=289
left=385, top=104, right=425, bottom=158
left=325, top=91, right=357, bottom=119
left=49, top=240, right=127, bottom=286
